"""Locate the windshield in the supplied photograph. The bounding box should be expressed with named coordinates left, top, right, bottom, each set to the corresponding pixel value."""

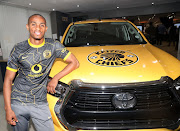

left=64, top=22, right=146, bottom=47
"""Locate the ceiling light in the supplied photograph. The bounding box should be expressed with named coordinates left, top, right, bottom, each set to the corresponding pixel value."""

left=117, top=6, right=119, bottom=9
left=29, top=3, right=31, bottom=6
left=77, top=5, right=80, bottom=7
left=52, top=9, right=55, bottom=11
left=152, top=2, right=154, bottom=5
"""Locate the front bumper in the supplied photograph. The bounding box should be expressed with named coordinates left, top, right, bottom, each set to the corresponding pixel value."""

left=48, top=76, right=180, bottom=131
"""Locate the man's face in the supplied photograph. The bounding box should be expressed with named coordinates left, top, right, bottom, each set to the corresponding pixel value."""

left=26, top=15, right=48, bottom=40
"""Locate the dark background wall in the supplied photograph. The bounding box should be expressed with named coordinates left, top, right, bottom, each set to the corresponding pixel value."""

left=50, top=11, right=72, bottom=40
left=50, top=2, right=180, bottom=39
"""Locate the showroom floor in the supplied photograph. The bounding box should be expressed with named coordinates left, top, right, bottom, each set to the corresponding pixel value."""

left=0, top=41, right=178, bottom=131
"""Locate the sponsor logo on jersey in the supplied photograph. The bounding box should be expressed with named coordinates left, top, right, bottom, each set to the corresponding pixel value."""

left=87, top=50, right=138, bottom=67
left=31, top=64, right=42, bottom=74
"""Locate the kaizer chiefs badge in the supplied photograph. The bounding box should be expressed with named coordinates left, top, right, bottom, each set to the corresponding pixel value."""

left=87, top=50, right=138, bottom=67
left=43, top=50, right=51, bottom=59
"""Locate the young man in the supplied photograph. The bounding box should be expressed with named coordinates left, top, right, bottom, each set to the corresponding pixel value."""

left=3, top=14, right=79, bottom=131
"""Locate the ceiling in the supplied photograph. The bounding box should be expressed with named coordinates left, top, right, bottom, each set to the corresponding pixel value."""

left=0, top=0, right=179, bottom=13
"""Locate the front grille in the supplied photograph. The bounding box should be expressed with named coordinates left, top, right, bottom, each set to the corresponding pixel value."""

left=70, top=86, right=172, bottom=111
left=62, top=78, right=180, bottom=130
left=73, top=119, right=176, bottom=130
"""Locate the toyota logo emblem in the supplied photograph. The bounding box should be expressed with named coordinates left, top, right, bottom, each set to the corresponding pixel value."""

left=112, top=92, right=137, bottom=109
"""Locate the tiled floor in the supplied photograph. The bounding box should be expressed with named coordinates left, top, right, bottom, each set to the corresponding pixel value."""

left=0, top=41, right=179, bottom=131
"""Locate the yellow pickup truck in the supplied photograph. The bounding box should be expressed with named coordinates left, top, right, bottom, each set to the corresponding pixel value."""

left=47, top=19, right=180, bottom=131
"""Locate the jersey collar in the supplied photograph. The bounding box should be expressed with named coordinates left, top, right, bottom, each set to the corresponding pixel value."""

left=28, top=38, right=45, bottom=48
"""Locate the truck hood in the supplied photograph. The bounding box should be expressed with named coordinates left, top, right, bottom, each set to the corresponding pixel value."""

left=49, top=44, right=180, bottom=84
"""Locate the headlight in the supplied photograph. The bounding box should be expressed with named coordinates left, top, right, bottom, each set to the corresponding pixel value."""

left=55, top=81, right=69, bottom=98
left=47, top=78, right=72, bottom=130
left=174, top=76, right=180, bottom=95
left=171, top=76, right=180, bottom=104
left=47, top=78, right=70, bottom=98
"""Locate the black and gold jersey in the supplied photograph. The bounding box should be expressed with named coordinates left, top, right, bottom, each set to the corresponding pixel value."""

left=7, top=38, right=71, bottom=105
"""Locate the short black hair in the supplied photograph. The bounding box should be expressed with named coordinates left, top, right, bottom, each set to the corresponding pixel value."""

left=28, top=14, right=46, bottom=25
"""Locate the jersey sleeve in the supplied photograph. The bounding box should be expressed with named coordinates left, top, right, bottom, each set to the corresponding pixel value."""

left=54, top=41, right=71, bottom=61
left=6, top=45, right=19, bottom=72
